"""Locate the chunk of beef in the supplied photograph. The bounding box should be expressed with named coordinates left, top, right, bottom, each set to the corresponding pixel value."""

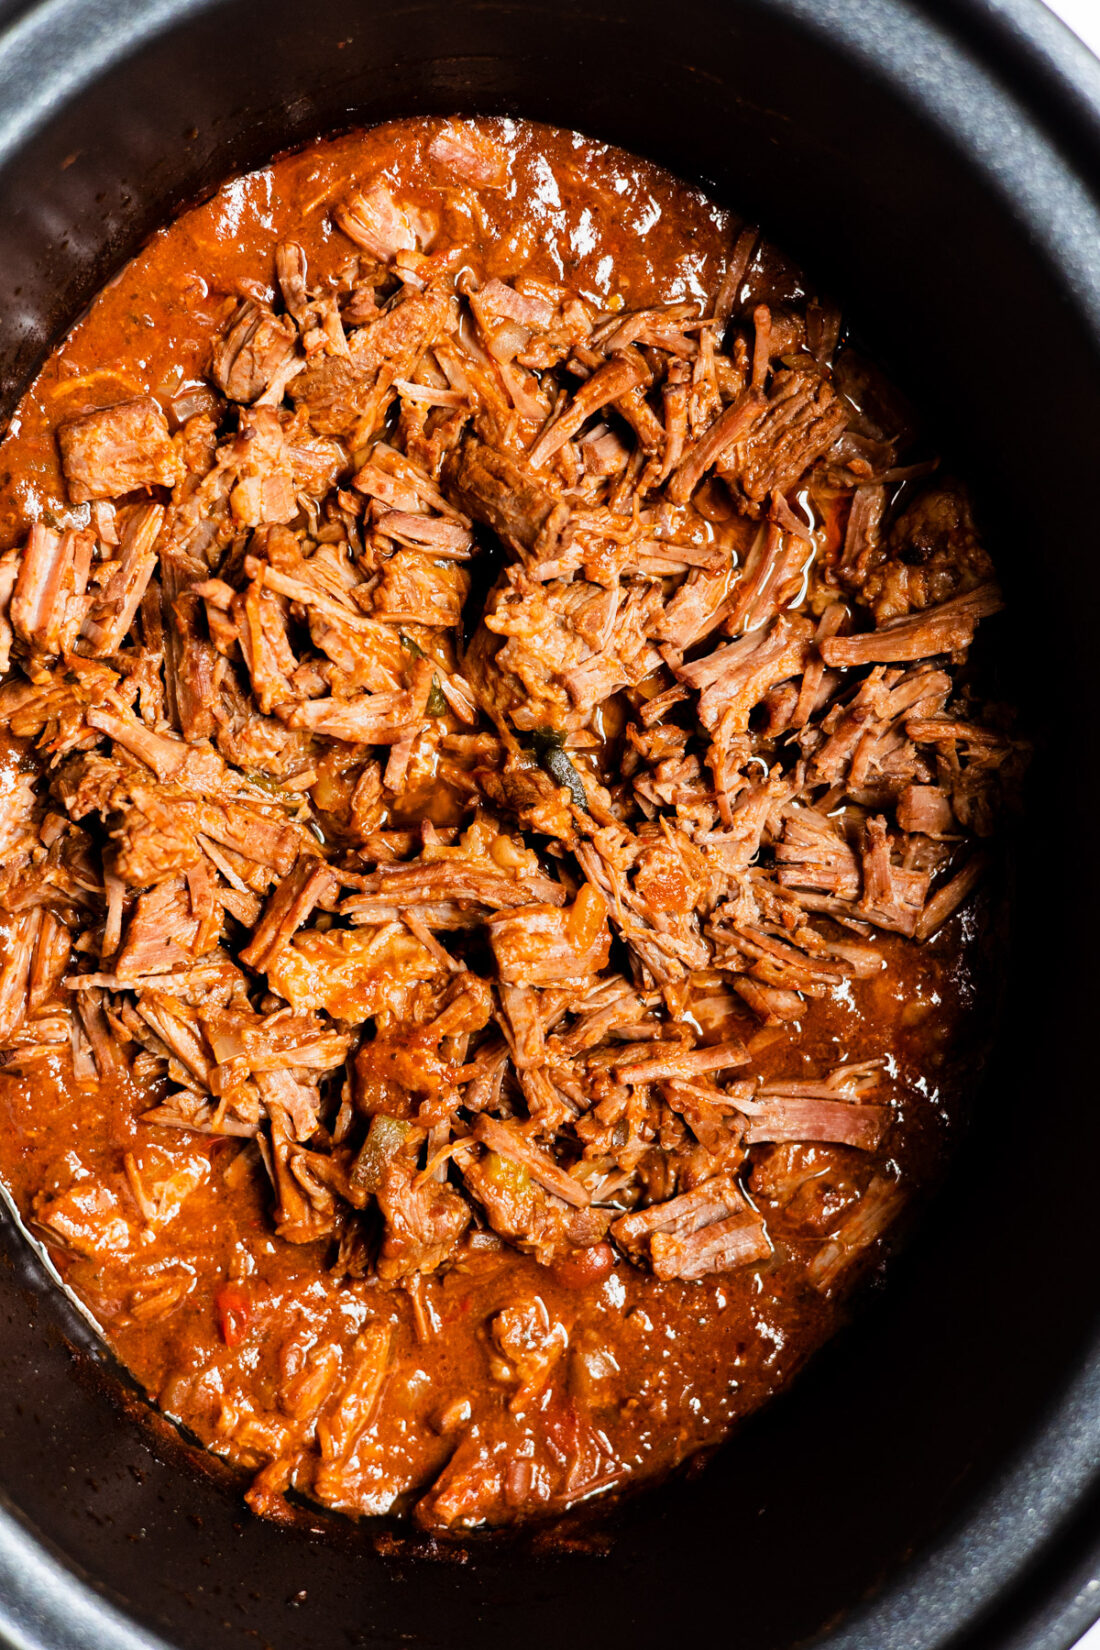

left=108, top=783, right=303, bottom=888
left=0, top=908, right=41, bottom=1044
left=527, top=351, right=649, bottom=469
left=573, top=833, right=712, bottom=987
left=677, top=613, right=813, bottom=733
left=115, top=874, right=220, bottom=977
left=428, top=123, right=509, bottom=187
left=443, top=437, right=568, bottom=560
left=836, top=482, right=885, bottom=586
left=668, top=388, right=764, bottom=504
left=280, top=690, right=418, bottom=745
left=488, top=886, right=610, bottom=986
left=651, top=1211, right=771, bottom=1280
left=310, top=1321, right=395, bottom=1505
left=775, top=806, right=861, bottom=899
left=483, top=573, right=663, bottom=727
left=614, top=1039, right=749, bottom=1085
left=612, top=1175, right=769, bottom=1279
left=375, top=1145, right=471, bottom=1280
left=716, top=364, right=848, bottom=514
left=267, top=924, right=440, bottom=1019
left=860, top=483, right=996, bottom=621
left=33, top=1180, right=137, bottom=1260
left=820, top=584, right=1002, bottom=667
left=472, top=1115, right=590, bottom=1207
left=807, top=1174, right=905, bottom=1291
left=371, top=548, right=470, bottom=627
left=738, top=1094, right=888, bottom=1150
left=344, top=856, right=566, bottom=917
left=238, top=857, right=337, bottom=973
left=292, top=289, right=450, bottom=437
left=353, top=972, right=493, bottom=1112
left=748, top=1142, right=866, bottom=1235
left=58, top=397, right=181, bottom=503
left=81, top=503, right=163, bottom=655
left=335, top=181, right=422, bottom=260
left=914, top=854, right=984, bottom=941
left=211, top=300, right=300, bottom=403
left=159, top=547, right=221, bottom=739
left=858, top=814, right=929, bottom=936
left=488, top=1295, right=568, bottom=1409
left=10, top=525, right=94, bottom=655
left=896, top=784, right=955, bottom=836
left=462, top=1149, right=608, bottom=1265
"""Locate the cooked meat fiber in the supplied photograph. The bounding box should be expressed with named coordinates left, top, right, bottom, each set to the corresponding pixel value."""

left=0, top=115, right=1017, bottom=1536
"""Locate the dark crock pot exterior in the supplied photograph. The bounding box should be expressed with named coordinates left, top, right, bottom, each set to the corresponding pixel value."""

left=0, top=1, right=1099, bottom=1645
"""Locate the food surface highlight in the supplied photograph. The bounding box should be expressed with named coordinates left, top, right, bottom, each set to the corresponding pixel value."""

left=0, top=117, right=1021, bottom=1531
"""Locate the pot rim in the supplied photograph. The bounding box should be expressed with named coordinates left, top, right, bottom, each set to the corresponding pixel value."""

left=0, top=2, right=1097, bottom=1647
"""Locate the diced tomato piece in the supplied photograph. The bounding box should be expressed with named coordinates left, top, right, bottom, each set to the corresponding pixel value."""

left=550, top=1241, right=615, bottom=1291
left=215, top=1282, right=252, bottom=1347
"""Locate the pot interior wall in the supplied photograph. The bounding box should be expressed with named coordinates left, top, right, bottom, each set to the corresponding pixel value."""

left=1, top=3, right=1099, bottom=1648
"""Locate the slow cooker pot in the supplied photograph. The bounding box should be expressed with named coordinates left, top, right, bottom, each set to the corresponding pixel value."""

left=1, top=1, right=1099, bottom=1645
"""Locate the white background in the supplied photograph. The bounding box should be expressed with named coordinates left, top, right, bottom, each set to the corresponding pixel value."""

left=1048, top=0, right=1100, bottom=55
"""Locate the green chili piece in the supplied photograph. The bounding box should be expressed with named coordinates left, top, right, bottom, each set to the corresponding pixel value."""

left=401, top=634, right=447, bottom=717
left=532, top=726, right=588, bottom=809
left=350, top=1114, right=411, bottom=1197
